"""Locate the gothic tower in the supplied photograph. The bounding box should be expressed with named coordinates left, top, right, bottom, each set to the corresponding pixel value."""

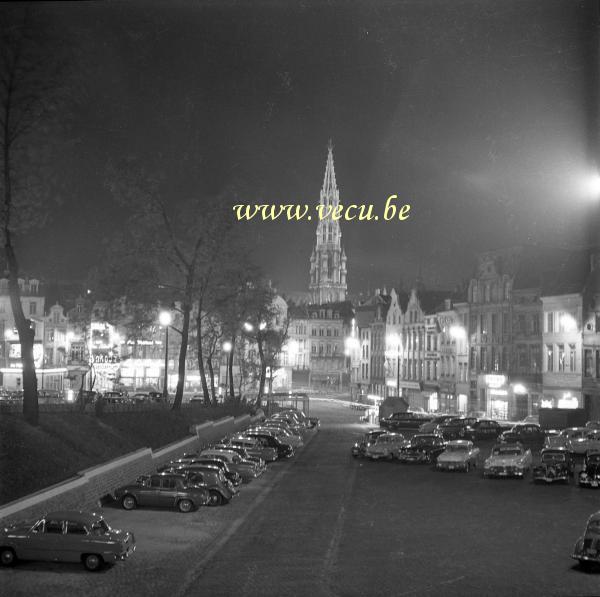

left=309, top=141, right=348, bottom=304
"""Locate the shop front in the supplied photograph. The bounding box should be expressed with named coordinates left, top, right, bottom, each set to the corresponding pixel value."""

left=399, top=380, right=424, bottom=411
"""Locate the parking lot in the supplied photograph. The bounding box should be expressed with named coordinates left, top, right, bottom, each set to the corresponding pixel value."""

left=3, top=400, right=600, bottom=597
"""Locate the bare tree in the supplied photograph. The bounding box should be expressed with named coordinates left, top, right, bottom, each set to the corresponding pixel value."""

left=0, top=6, right=67, bottom=425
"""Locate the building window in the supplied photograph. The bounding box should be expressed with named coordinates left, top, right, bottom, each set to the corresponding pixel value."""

left=517, top=315, right=526, bottom=335
left=29, top=302, right=37, bottom=315
left=319, top=344, right=324, bottom=355
left=502, top=313, right=510, bottom=334
left=547, top=312, right=553, bottom=333
left=326, top=344, right=331, bottom=355
left=518, top=344, right=528, bottom=369
left=484, top=285, right=490, bottom=302
left=547, top=345, right=554, bottom=372
left=491, top=313, right=498, bottom=335
left=502, top=346, right=509, bottom=371
left=319, top=328, right=324, bottom=336
left=480, top=347, right=487, bottom=372
left=532, top=315, right=540, bottom=334
left=531, top=345, right=541, bottom=372
left=569, top=344, right=576, bottom=373
left=334, top=329, right=339, bottom=337
left=326, top=328, right=331, bottom=337
left=470, top=315, right=477, bottom=335
left=311, top=328, right=317, bottom=336
left=480, top=314, right=486, bottom=335
left=470, top=347, right=477, bottom=370
left=557, top=344, right=565, bottom=372
left=585, top=349, right=593, bottom=377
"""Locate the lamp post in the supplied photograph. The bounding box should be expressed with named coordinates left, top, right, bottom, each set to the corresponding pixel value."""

left=159, top=311, right=172, bottom=399
left=222, top=341, right=232, bottom=398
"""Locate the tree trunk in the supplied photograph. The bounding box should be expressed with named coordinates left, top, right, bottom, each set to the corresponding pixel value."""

left=207, top=355, right=217, bottom=405
left=195, top=309, right=211, bottom=405
left=228, top=335, right=235, bottom=400
left=171, top=278, right=193, bottom=410
left=5, top=243, right=38, bottom=425
left=256, top=334, right=266, bottom=410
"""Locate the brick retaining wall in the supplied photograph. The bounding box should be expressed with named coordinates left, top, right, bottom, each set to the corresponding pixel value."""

left=0, top=410, right=264, bottom=524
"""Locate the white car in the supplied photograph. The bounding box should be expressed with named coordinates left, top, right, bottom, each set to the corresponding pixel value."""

left=436, top=440, right=480, bottom=472
left=544, top=427, right=587, bottom=450
left=567, top=429, right=600, bottom=455
left=364, top=433, right=408, bottom=460
left=249, top=426, right=303, bottom=449
left=483, top=443, right=532, bottom=478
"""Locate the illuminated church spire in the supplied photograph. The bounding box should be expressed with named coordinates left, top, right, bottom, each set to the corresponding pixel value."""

left=309, top=141, right=347, bottom=304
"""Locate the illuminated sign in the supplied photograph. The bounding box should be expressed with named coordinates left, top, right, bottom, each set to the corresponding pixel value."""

left=484, top=374, right=506, bottom=388
left=490, top=389, right=508, bottom=396
left=8, top=342, right=44, bottom=367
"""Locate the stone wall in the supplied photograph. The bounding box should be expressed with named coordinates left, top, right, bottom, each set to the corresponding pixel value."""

left=0, top=411, right=264, bottom=524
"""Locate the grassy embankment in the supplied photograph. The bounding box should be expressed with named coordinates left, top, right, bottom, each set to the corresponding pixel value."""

left=0, top=403, right=251, bottom=505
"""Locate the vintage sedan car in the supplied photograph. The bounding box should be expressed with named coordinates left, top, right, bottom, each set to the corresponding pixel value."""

left=113, top=473, right=210, bottom=512
left=199, top=448, right=263, bottom=482
left=242, top=431, right=295, bottom=459
left=380, top=411, right=432, bottom=431
left=483, top=443, right=532, bottom=478
left=0, top=510, right=135, bottom=571
left=364, top=432, right=408, bottom=460
left=228, top=436, right=279, bottom=463
left=464, top=419, right=504, bottom=441
left=532, top=448, right=573, bottom=484
left=164, top=466, right=237, bottom=506
left=417, top=415, right=457, bottom=434
left=252, top=425, right=304, bottom=448
left=572, top=511, right=600, bottom=571
left=212, top=443, right=266, bottom=470
left=436, top=417, right=478, bottom=440
left=397, top=434, right=446, bottom=464
left=499, top=423, right=545, bottom=446
left=586, top=420, right=600, bottom=430
left=352, top=429, right=388, bottom=458
left=183, top=457, right=243, bottom=486
left=567, top=429, right=600, bottom=456
left=436, top=440, right=480, bottom=472
left=578, top=451, right=600, bottom=488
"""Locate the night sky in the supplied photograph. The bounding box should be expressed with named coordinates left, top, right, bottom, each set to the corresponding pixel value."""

left=17, top=0, right=600, bottom=295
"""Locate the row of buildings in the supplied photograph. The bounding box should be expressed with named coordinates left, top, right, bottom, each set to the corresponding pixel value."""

left=5, top=144, right=600, bottom=422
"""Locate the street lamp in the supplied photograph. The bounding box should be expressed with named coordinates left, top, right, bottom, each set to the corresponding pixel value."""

left=159, top=310, right=172, bottom=399
left=222, top=341, right=233, bottom=397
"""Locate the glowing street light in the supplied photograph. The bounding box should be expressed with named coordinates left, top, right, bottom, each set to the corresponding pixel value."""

left=585, top=173, right=600, bottom=199
left=222, top=341, right=233, bottom=397
left=159, top=310, right=172, bottom=399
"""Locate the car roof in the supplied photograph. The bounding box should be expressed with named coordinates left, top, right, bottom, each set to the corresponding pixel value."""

left=446, top=440, right=472, bottom=447
left=541, top=447, right=567, bottom=453
left=44, top=510, right=103, bottom=524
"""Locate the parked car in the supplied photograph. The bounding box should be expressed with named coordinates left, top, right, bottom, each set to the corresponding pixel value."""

left=163, top=467, right=237, bottom=506
left=242, top=431, right=295, bottom=459
left=464, top=419, right=504, bottom=441
left=0, top=510, right=135, bottom=571
left=183, top=457, right=243, bottom=486
left=364, top=433, right=408, bottom=460
left=212, top=443, right=266, bottom=470
left=380, top=411, right=431, bottom=431
left=417, top=415, right=457, bottom=434
left=227, top=436, right=279, bottom=463
left=572, top=511, right=600, bottom=571
left=199, top=449, right=263, bottom=482
left=521, top=415, right=540, bottom=425
left=251, top=425, right=304, bottom=448
left=499, top=423, right=545, bottom=446
left=436, top=440, right=480, bottom=472
left=532, top=448, right=573, bottom=484
left=483, top=443, right=532, bottom=478
left=352, top=429, right=388, bottom=458
left=578, top=451, right=600, bottom=488
left=586, top=421, right=600, bottom=430
left=397, top=434, right=446, bottom=464
left=436, top=417, right=478, bottom=440
left=567, top=429, right=600, bottom=456
left=113, top=473, right=210, bottom=512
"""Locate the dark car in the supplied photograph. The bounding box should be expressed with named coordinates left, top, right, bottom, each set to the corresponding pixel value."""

left=242, top=431, right=295, bottom=459
left=163, top=466, right=237, bottom=506
left=499, top=423, right=545, bottom=445
left=579, top=451, right=600, bottom=488
left=532, top=448, right=573, bottom=484
left=397, top=434, right=446, bottom=464
left=464, top=419, right=504, bottom=441
left=112, top=473, right=210, bottom=512
left=179, top=457, right=242, bottom=487
left=0, top=510, right=135, bottom=571
left=352, top=429, right=388, bottom=458
left=380, top=411, right=432, bottom=431
left=436, top=417, right=478, bottom=440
